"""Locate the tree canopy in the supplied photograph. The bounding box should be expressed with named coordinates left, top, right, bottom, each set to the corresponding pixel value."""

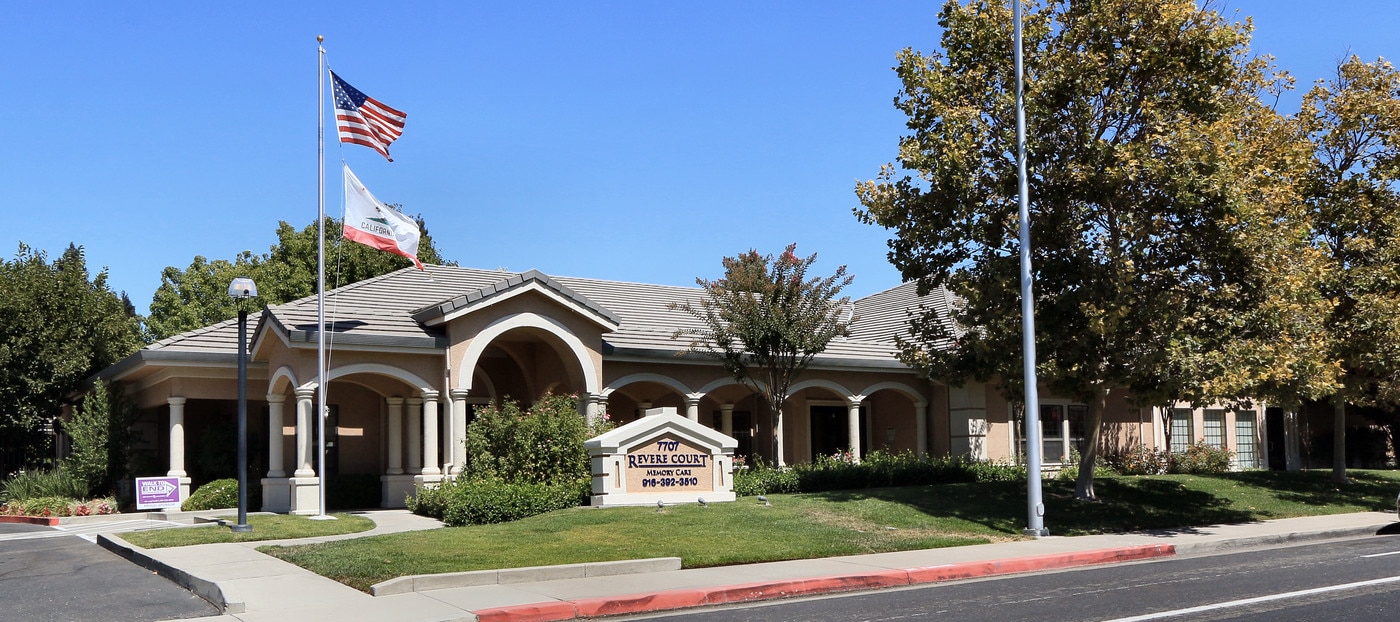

left=856, top=0, right=1327, bottom=499
left=146, top=214, right=453, bottom=341
left=1297, top=56, right=1400, bottom=482
left=671, top=244, right=855, bottom=466
left=0, top=244, right=144, bottom=469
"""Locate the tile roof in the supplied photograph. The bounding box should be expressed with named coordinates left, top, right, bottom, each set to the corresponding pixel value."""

left=134, top=265, right=952, bottom=369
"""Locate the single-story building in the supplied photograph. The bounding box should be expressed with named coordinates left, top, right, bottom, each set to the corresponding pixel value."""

left=90, top=265, right=1301, bottom=514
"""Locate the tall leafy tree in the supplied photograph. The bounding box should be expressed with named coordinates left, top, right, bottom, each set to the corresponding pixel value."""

left=1298, top=56, right=1400, bottom=483
left=146, top=213, right=453, bottom=341
left=855, top=0, right=1310, bottom=499
left=0, top=244, right=144, bottom=468
left=671, top=244, right=855, bottom=466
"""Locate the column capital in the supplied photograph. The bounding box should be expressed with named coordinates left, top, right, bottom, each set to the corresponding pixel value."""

left=846, top=395, right=866, bottom=408
left=407, top=396, right=424, bottom=406
left=449, top=388, right=471, bottom=400
left=295, top=387, right=316, bottom=399
left=421, top=389, right=440, bottom=401
left=266, top=393, right=287, bottom=405
left=386, top=396, right=405, bottom=406
left=167, top=396, right=186, bottom=406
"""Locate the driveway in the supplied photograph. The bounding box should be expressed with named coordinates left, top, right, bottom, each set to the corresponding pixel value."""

left=0, top=522, right=217, bottom=621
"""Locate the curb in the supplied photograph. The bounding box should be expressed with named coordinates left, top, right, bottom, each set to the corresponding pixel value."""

left=0, top=515, right=60, bottom=526
left=95, top=534, right=243, bottom=614
left=1169, top=522, right=1394, bottom=557
left=371, top=557, right=683, bottom=595
left=469, top=544, right=1176, bottom=622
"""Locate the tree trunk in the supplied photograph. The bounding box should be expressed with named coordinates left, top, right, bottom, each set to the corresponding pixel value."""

left=1075, top=388, right=1108, bottom=501
left=1331, top=398, right=1348, bottom=484
left=773, top=402, right=786, bottom=467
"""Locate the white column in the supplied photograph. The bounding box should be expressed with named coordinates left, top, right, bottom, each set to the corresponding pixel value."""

left=266, top=395, right=286, bottom=477
left=450, top=389, right=469, bottom=476
left=582, top=392, right=600, bottom=426
left=439, top=392, right=454, bottom=476
left=406, top=397, right=423, bottom=473
left=421, top=390, right=441, bottom=476
left=386, top=397, right=404, bottom=475
left=1061, top=415, right=1072, bottom=464
left=685, top=394, right=702, bottom=422
left=166, top=397, right=187, bottom=477
left=847, top=398, right=862, bottom=461
left=915, top=402, right=928, bottom=455
left=294, top=388, right=315, bottom=477
left=721, top=403, right=734, bottom=436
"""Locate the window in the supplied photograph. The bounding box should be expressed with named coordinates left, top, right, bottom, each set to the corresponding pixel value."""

left=1235, top=411, right=1258, bottom=468
left=1203, top=409, right=1225, bottom=448
left=1020, top=404, right=1086, bottom=463
left=1169, top=409, right=1192, bottom=453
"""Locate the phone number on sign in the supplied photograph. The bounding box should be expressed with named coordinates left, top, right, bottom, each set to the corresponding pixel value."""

left=640, top=477, right=699, bottom=488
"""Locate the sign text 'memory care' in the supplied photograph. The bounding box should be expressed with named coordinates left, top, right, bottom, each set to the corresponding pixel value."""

left=625, top=435, right=714, bottom=492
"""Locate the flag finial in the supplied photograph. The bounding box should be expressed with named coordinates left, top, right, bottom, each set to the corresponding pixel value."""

left=317, top=35, right=324, bottom=43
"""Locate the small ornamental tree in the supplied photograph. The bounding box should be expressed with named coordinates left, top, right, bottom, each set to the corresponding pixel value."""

left=671, top=244, right=855, bottom=466
left=64, top=381, right=138, bottom=497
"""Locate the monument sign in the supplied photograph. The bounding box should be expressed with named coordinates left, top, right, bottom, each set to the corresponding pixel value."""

left=586, top=407, right=737, bottom=506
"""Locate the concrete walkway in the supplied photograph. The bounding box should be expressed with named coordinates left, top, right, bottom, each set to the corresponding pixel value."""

left=96, top=509, right=1399, bottom=622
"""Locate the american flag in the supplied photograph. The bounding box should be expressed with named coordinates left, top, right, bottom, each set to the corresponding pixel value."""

left=331, top=71, right=406, bottom=162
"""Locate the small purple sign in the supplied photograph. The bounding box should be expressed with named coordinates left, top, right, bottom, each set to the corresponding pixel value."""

left=136, top=476, right=182, bottom=510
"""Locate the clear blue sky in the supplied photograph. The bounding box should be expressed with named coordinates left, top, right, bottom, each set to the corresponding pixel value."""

left=4, top=1, right=1395, bottom=314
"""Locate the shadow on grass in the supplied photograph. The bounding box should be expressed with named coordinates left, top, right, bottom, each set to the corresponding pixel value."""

left=1215, top=470, right=1398, bottom=512
left=810, top=477, right=1258, bottom=537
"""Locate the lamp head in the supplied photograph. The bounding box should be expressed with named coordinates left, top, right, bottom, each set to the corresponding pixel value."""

left=228, top=277, right=258, bottom=299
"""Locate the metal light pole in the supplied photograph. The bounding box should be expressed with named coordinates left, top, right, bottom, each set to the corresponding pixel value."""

left=228, top=276, right=258, bottom=533
left=1014, top=0, right=1048, bottom=537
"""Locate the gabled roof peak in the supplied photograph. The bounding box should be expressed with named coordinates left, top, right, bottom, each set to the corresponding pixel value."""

left=412, top=268, right=622, bottom=330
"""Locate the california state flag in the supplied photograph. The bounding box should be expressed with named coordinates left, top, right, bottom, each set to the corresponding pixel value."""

left=342, top=164, right=423, bottom=269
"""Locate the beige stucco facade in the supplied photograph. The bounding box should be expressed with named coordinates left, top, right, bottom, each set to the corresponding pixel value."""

left=97, top=266, right=1278, bottom=515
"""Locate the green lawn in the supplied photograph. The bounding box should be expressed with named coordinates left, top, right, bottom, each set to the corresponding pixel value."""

left=259, top=469, right=1400, bottom=592
left=121, top=513, right=375, bottom=548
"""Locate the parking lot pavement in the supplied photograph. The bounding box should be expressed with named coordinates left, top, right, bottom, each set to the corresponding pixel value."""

left=0, top=523, right=218, bottom=622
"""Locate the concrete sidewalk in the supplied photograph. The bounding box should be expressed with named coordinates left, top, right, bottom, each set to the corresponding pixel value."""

left=98, top=510, right=1399, bottom=622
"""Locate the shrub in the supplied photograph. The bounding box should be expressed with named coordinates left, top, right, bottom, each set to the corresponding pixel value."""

left=464, top=394, right=591, bottom=485
left=1, top=496, right=71, bottom=517
left=410, top=394, right=597, bottom=524
left=733, top=459, right=801, bottom=496
left=1170, top=441, right=1235, bottom=474
left=1105, top=445, right=1171, bottom=475
left=410, top=477, right=579, bottom=526
left=1, top=496, right=119, bottom=517
left=1, top=468, right=89, bottom=503
left=182, top=478, right=239, bottom=512
left=731, top=451, right=1025, bottom=496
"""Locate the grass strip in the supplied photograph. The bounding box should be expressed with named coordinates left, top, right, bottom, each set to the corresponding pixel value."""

left=261, top=469, right=1399, bottom=592
left=121, top=513, right=375, bottom=548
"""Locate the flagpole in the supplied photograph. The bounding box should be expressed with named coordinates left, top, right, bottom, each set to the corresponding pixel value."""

left=314, top=35, right=333, bottom=520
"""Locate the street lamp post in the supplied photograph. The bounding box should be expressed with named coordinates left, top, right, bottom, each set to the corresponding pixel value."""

left=228, top=276, right=258, bottom=533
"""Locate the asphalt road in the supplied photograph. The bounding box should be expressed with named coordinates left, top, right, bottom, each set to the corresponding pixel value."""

left=629, top=534, right=1400, bottom=621
left=0, top=522, right=218, bottom=622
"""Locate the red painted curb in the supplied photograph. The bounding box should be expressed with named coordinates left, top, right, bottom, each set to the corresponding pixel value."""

left=471, top=544, right=1177, bottom=621
left=906, top=544, right=1176, bottom=583
left=472, top=601, right=578, bottom=622
left=0, top=515, right=60, bottom=526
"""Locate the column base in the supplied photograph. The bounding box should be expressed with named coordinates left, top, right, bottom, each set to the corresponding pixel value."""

left=413, top=472, right=444, bottom=489
left=260, top=478, right=291, bottom=513
left=381, top=474, right=418, bottom=508
left=288, top=477, right=322, bottom=515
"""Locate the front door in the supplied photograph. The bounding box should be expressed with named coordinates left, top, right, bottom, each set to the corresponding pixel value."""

left=810, top=405, right=847, bottom=459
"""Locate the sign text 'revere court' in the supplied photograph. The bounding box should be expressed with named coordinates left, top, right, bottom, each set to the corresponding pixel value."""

left=627, top=440, right=710, bottom=469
